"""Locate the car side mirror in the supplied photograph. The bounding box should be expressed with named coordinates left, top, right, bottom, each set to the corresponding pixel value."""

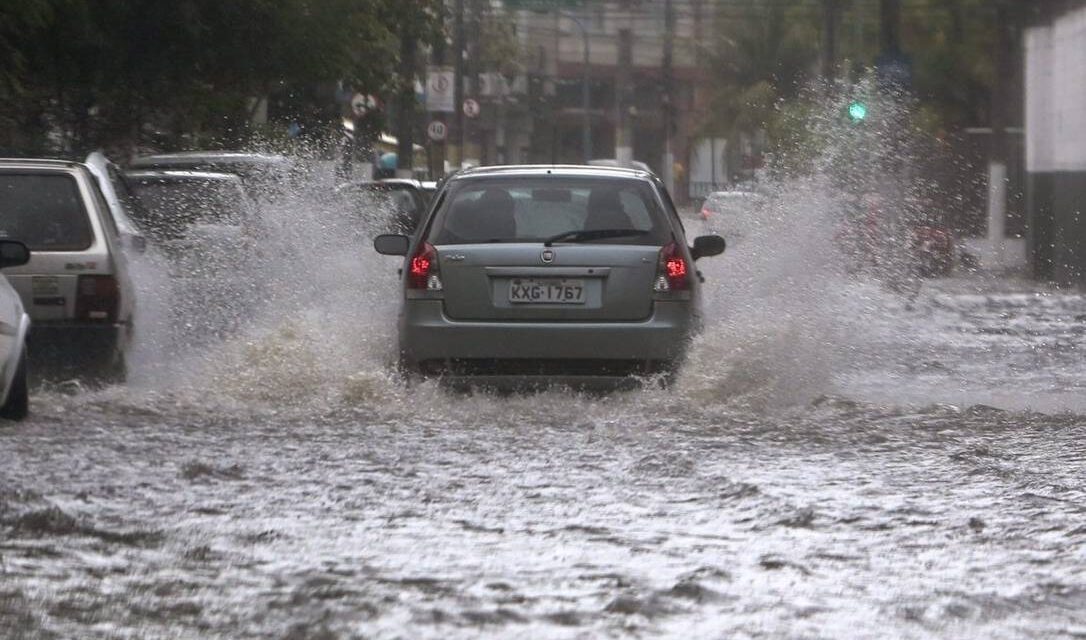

left=374, top=234, right=410, bottom=256
left=691, top=234, right=726, bottom=260
left=0, top=240, right=30, bottom=268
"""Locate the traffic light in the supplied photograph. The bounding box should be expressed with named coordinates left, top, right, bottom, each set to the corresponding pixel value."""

left=847, top=100, right=868, bottom=123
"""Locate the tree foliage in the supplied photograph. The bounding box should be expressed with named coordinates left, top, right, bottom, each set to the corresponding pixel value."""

left=700, top=0, right=1015, bottom=150
left=0, top=0, right=442, bottom=156
left=699, top=2, right=820, bottom=138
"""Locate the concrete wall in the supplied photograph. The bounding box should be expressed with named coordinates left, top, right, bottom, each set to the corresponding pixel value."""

left=1025, top=6, right=1086, bottom=285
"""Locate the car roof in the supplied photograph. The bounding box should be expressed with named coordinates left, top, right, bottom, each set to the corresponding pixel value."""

left=129, top=152, right=291, bottom=168
left=587, top=158, right=655, bottom=173
left=0, top=157, right=86, bottom=171
left=450, top=164, right=656, bottom=182
left=333, top=179, right=419, bottom=194
left=124, top=170, right=245, bottom=183
left=377, top=178, right=422, bottom=188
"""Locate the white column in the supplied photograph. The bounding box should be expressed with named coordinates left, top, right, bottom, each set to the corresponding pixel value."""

left=987, top=161, right=1007, bottom=267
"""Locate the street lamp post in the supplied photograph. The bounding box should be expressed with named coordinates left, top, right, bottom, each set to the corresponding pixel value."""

left=559, top=10, right=592, bottom=163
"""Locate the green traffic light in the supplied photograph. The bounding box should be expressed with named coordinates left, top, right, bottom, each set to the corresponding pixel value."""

left=848, top=101, right=868, bottom=122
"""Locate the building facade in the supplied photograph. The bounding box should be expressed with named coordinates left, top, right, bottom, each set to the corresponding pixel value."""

left=509, top=1, right=712, bottom=200
left=1025, top=1, right=1086, bottom=285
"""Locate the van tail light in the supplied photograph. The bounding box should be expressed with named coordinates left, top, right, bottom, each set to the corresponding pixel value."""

left=654, top=242, right=689, bottom=293
left=407, top=242, right=442, bottom=291
left=75, top=275, right=120, bottom=322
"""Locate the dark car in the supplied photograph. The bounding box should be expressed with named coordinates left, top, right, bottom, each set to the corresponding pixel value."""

left=335, top=179, right=428, bottom=234
left=128, top=152, right=295, bottom=200
left=123, top=170, right=260, bottom=246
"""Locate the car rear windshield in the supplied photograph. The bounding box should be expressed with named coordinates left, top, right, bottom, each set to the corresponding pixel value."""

left=127, top=179, right=250, bottom=240
left=0, top=173, right=94, bottom=251
left=427, top=177, right=671, bottom=245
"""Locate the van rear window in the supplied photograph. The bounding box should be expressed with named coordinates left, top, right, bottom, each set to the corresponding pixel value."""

left=0, top=173, right=94, bottom=251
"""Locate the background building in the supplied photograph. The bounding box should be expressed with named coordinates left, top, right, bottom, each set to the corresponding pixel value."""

left=1025, top=0, right=1086, bottom=285
left=478, top=1, right=713, bottom=201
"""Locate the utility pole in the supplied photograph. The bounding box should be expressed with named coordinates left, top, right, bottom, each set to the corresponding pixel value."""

left=453, top=0, right=465, bottom=169
left=662, top=0, right=675, bottom=192
left=880, top=0, right=900, bottom=54
left=395, top=22, right=417, bottom=179
left=616, top=28, right=633, bottom=166
left=986, top=0, right=1022, bottom=268
left=821, top=0, right=839, bottom=82
left=559, top=11, right=591, bottom=163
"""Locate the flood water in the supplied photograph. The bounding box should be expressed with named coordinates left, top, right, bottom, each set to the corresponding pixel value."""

left=2, top=159, right=1085, bottom=639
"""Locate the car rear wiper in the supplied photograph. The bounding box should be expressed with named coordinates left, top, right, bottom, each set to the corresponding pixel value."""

left=543, top=228, right=648, bottom=246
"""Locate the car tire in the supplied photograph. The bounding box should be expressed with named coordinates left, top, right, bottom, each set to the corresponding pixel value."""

left=397, top=356, right=424, bottom=387
left=101, top=352, right=128, bottom=385
left=1, top=350, right=29, bottom=421
left=653, top=361, right=681, bottom=389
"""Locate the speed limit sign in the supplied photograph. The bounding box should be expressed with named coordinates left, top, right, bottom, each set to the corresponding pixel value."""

left=427, top=120, right=447, bottom=142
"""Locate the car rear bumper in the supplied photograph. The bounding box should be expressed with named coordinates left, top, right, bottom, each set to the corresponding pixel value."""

left=399, top=299, right=696, bottom=375
left=29, top=322, right=128, bottom=367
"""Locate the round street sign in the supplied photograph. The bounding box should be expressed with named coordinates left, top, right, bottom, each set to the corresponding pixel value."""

left=427, top=120, right=448, bottom=142
left=462, top=98, right=480, bottom=119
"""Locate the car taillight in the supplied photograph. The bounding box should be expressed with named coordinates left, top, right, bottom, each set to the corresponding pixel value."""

left=654, top=242, right=689, bottom=292
left=75, top=275, right=120, bottom=322
left=407, top=242, right=442, bottom=291
left=700, top=205, right=711, bottom=220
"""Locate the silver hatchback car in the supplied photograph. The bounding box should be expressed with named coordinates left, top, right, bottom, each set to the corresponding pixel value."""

left=374, top=165, right=725, bottom=388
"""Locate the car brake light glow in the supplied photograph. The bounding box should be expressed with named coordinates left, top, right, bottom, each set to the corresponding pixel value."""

left=654, top=242, right=689, bottom=292
left=407, top=242, right=442, bottom=291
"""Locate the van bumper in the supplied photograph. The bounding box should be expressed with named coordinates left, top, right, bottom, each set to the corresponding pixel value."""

left=29, top=322, right=129, bottom=370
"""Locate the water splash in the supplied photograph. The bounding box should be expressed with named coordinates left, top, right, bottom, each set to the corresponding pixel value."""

left=105, top=88, right=1082, bottom=415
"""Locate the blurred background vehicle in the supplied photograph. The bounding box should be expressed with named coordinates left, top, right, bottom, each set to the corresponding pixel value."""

left=0, top=159, right=135, bottom=381
left=911, top=223, right=955, bottom=277
left=379, top=177, right=438, bottom=208
left=0, top=240, right=31, bottom=419
left=128, top=152, right=295, bottom=201
left=123, top=170, right=260, bottom=253
left=835, top=192, right=956, bottom=286
left=698, top=190, right=769, bottom=241
left=123, top=169, right=265, bottom=339
left=334, top=179, right=427, bottom=234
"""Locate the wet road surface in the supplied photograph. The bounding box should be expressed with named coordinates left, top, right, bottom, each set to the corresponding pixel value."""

left=2, top=275, right=1085, bottom=639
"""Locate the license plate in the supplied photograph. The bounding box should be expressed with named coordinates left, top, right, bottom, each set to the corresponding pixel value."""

left=509, top=278, right=585, bottom=304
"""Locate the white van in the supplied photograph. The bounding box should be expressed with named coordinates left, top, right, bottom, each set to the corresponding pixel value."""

left=0, top=159, right=136, bottom=380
